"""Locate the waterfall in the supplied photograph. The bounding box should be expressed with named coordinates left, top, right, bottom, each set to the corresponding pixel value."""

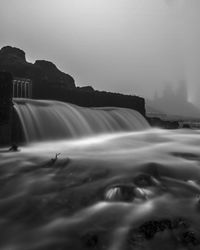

left=13, top=98, right=149, bottom=142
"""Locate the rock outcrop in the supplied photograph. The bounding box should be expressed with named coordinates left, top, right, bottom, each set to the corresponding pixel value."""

left=0, top=46, right=76, bottom=94
left=0, top=46, right=146, bottom=116
left=34, top=60, right=75, bottom=89
left=0, top=46, right=26, bottom=62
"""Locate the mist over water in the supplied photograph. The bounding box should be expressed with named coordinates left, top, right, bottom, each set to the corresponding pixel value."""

left=2, top=0, right=200, bottom=108
left=1, top=100, right=200, bottom=249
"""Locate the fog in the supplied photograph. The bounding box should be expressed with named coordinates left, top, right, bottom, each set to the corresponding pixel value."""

left=0, top=0, right=200, bottom=106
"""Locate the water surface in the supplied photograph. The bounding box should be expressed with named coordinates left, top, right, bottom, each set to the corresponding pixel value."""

left=1, top=129, right=200, bottom=249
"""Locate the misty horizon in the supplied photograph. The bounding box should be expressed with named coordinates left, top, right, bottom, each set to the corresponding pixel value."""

left=1, top=0, right=200, bottom=107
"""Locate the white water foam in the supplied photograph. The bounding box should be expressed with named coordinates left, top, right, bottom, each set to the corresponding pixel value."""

left=1, top=128, right=200, bottom=249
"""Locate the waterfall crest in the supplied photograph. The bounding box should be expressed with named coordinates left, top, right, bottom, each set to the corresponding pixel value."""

left=14, top=98, right=149, bottom=142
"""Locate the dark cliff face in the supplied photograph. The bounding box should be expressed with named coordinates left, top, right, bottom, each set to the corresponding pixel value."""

left=0, top=46, right=33, bottom=77
left=0, top=46, right=146, bottom=116
left=0, top=46, right=26, bottom=62
left=0, top=46, right=76, bottom=91
left=34, top=60, right=75, bottom=88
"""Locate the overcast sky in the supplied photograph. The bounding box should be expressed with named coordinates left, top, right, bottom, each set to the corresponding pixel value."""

left=0, top=0, right=200, bottom=105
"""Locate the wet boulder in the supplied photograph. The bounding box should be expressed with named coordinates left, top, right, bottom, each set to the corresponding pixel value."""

left=104, top=184, right=146, bottom=202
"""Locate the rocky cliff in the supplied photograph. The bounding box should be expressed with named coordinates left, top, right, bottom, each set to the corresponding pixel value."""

left=0, top=46, right=76, bottom=93
left=0, top=46, right=146, bottom=116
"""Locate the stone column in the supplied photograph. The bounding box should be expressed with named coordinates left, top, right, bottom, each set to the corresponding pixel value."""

left=26, top=82, right=29, bottom=98
left=20, top=82, right=23, bottom=98
left=16, top=82, right=19, bottom=97
left=29, top=82, right=32, bottom=98
left=13, top=80, right=15, bottom=97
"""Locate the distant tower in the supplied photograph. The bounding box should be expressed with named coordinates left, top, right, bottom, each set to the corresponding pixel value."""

left=176, top=80, right=188, bottom=102
left=162, top=83, right=175, bottom=101
left=153, top=90, right=160, bottom=101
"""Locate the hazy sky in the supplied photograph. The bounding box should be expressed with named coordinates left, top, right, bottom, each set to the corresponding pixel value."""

left=0, top=0, right=200, bottom=105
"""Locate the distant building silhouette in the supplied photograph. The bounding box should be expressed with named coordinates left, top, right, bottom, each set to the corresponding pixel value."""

left=175, top=80, right=188, bottom=103
left=150, top=80, right=200, bottom=117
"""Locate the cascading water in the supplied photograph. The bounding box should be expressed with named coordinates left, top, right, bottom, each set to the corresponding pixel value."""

left=13, top=98, right=149, bottom=142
